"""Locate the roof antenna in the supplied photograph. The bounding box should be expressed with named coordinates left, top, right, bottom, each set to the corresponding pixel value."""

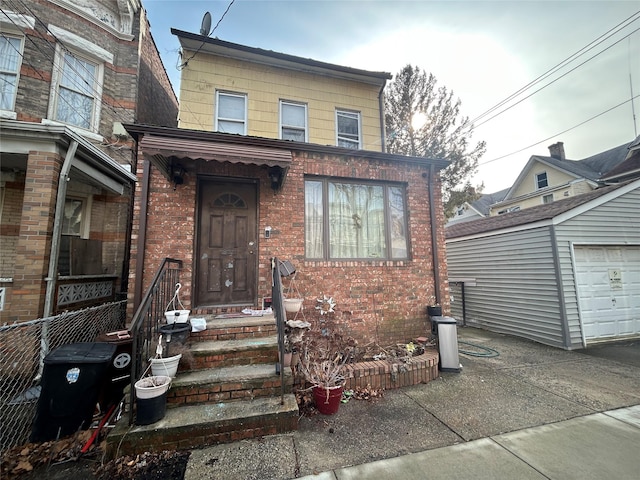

left=200, top=11, right=212, bottom=37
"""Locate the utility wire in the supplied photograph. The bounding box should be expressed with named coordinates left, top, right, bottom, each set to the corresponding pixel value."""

left=470, top=10, right=640, bottom=126
left=178, top=0, right=236, bottom=69
left=472, top=26, right=640, bottom=131
left=477, top=94, right=639, bottom=167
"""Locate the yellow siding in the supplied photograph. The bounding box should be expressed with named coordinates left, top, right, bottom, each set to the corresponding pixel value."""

left=510, top=161, right=577, bottom=198
left=178, top=53, right=383, bottom=151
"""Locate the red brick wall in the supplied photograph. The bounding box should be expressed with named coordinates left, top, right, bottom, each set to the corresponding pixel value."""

left=133, top=148, right=449, bottom=346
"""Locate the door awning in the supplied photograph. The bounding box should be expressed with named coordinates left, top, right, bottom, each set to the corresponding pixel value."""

left=139, top=134, right=292, bottom=174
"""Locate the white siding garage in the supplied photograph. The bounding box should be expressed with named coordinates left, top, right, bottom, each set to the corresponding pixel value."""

left=574, top=246, right=640, bottom=342
left=446, top=179, right=640, bottom=350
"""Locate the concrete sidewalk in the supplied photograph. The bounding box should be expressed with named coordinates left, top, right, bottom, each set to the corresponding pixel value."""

left=300, top=405, right=640, bottom=479
left=184, top=327, right=640, bottom=480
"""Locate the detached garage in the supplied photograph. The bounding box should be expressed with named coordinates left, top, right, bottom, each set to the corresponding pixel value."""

left=446, top=179, right=640, bottom=349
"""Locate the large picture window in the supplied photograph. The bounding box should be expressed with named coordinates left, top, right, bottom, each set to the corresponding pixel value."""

left=305, top=178, right=409, bottom=260
left=216, top=91, right=247, bottom=134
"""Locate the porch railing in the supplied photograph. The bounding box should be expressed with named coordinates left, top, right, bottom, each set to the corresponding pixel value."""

left=271, top=258, right=286, bottom=405
left=128, top=258, right=183, bottom=424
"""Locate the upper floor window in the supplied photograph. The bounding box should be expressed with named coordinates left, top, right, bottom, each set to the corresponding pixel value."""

left=535, top=172, right=548, bottom=189
left=216, top=91, right=247, bottom=134
left=0, top=34, right=22, bottom=112
left=542, top=194, right=554, bottom=204
left=336, top=110, right=361, bottom=149
left=305, top=178, right=409, bottom=260
left=280, top=101, right=307, bottom=141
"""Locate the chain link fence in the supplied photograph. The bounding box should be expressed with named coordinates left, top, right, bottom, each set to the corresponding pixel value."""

left=0, top=300, right=126, bottom=454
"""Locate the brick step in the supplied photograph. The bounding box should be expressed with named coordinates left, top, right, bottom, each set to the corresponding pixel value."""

left=167, top=364, right=293, bottom=407
left=187, top=336, right=279, bottom=370
left=189, top=314, right=277, bottom=342
left=105, top=394, right=299, bottom=459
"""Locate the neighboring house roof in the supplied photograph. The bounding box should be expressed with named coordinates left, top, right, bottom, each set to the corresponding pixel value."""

left=502, top=141, right=632, bottom=202
left=172, top=29, right=392, bottom=87
left=446, top=179, right=639, bottom=239
left=471, top=188, right=509, bottom=216
left=600, top=135, right=640, bottom=182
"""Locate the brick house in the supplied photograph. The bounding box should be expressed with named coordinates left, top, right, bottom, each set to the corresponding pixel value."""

left=0, top=0, right=177, bottom=322
left=125, top=32, right=450, bottom=347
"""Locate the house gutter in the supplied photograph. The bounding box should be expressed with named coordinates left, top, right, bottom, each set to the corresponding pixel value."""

left=43, top=140, right=79, bottom=317
left=378, top=80, right=387, bottom=152
left=428, top=164, right=441, bottom=305
left=133, top=156, right=151, bottom=310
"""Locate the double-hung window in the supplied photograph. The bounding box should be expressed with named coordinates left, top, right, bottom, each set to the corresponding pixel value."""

left=47, top=26, right=110, bottom=133
left=54, top=52, right=99, bottom=129
left=280, top=101, right=307, bottom=141
left=535, top=172, right=548, bottom=189
left=305, top=178, right=409, bottom=260
left=0, top=34, right=22, bottom=112
left=216, top=91, right=247, bottom=134
left=336, top=110, right=361, bottom=149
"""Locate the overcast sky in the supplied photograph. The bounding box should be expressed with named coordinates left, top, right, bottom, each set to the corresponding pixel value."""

left=144, top=0, right=640, bottom=193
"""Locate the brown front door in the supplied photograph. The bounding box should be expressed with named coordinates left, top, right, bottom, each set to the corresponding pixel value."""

left=196, top=180, right=257, bottom=306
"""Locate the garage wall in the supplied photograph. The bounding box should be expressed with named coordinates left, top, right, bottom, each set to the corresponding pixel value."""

left=555, top=187, right=640, bottom=345
left=446, top=226, right=567, bottom=348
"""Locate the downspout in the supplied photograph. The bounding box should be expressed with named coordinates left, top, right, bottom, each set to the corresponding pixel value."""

left=378, top=80, right=387, bottom=152
left=428, top=164, right=441, bottom=305
left=133, top=156, right=151, bottom=310
left=43, top=140, right=78, bottom=316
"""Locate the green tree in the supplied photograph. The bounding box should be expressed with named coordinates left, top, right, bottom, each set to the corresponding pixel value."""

left=385, top=65, right=485, bottom=218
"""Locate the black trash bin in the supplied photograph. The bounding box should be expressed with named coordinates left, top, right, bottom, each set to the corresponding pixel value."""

left=96, top=330, right=133, bottom=410
left=31, top=342, right=116, bottom=442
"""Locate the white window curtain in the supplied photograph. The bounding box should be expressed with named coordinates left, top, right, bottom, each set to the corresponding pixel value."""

left=0, top=36, right=21, bottom=110
left=305, top=180, right=324, bottom=258
left=388, top=186, right=408, bottom=259
left=56, top=53, right=96, bottom=129
left=329, top=183, right=385, bottom=258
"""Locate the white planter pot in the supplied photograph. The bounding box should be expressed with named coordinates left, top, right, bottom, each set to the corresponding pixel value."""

left=165, top=309, right=190, bottom=324
left=134, top=375, right=171, bottom=399
left=284, top=298, right=303, bottom=313
left=150, top=354, right=182, bottom=378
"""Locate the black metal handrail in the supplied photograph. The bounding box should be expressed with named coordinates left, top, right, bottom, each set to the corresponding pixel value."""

left=271, top=258, right=286, bottom=405
left=128, top=258, right=183, bottom=424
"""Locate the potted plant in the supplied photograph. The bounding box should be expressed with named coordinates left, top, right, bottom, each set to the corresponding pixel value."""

left=297, top=296, right=356, bottom=415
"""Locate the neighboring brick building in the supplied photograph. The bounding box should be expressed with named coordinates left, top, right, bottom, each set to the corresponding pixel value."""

left=0, top=0, right=178, bottom=322
left=126, top=33, right=450, bottom=346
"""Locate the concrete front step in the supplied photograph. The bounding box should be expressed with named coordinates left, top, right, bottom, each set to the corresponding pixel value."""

left=187, top=335, right=280, bottom=370
left=105, top=394, right=299, bottom=459
left=190, top=314, right=277, bottom=342
left=168, top=364, right=293, bottom=406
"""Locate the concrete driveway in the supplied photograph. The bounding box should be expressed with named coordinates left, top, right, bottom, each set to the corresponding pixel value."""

left=185, top=327, right=640, bottom=480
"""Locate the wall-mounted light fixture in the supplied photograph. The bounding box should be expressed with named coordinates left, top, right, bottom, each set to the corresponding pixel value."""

left=268, top=166, right=284, bottom=192
left=171, top=164, right=185, bottom=190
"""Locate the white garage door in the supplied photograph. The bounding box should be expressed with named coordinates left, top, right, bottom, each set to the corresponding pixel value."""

left=574, top=246, right=640, bottom=342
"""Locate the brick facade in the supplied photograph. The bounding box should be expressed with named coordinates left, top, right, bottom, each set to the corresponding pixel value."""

left=132, top=144, right=449, bottom=347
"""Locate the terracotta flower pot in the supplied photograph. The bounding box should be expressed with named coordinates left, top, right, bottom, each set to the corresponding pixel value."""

left=313, top=385, right=343, bottom=415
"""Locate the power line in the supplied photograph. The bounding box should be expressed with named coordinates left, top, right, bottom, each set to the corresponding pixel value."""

left=472, top=25, right=640, bottom=131
left=477, top=94, right=639, bottom=167
left=470, top=10, right=640, bottom=126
